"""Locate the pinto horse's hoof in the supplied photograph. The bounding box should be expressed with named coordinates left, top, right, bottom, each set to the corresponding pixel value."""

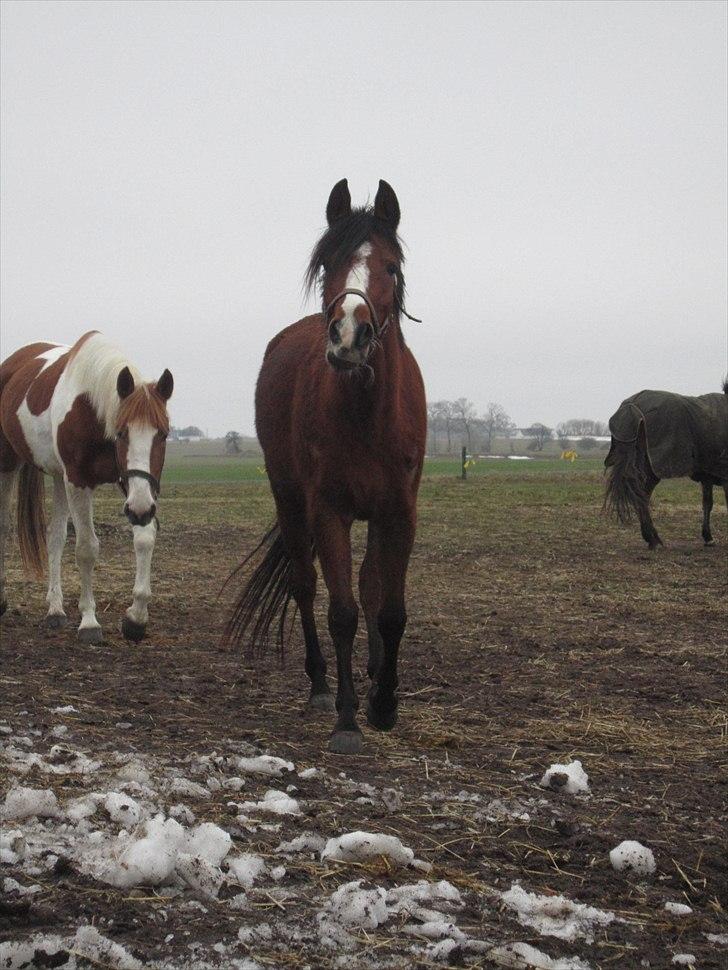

left=46, top=613, right=68, bottom=629
left=307, top=691, right=336, bottom=713
left=328, top=730, right=363, bottom=755
left=121, top=616, right=146, bottom=643
left=78, top=626, right=103, bottom=645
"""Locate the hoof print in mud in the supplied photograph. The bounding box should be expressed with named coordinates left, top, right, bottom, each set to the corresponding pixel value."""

left=121, top=616, right=146, bottom=642
left=328, top=730, right=363, bottom=755
left=78, top=627, right=103, bottom=645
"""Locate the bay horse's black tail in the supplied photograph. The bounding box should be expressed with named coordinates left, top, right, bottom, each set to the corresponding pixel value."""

left=223, top=524, right=295, bottom=654
left=603, top=421, right=652, bottom=524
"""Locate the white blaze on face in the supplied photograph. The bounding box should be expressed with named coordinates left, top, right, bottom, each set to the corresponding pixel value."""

left=125, top=424, right=156, bottom=516
left=336, top=243, right=372, bottom=349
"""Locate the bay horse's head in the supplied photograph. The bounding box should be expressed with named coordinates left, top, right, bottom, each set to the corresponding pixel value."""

left=115, top=368, right=174, bottom=527
left=307, top=179, right=407, bottom=371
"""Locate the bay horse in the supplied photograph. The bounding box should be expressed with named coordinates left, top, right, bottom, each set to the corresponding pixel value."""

left=226, top=179, right=427, bottom=754
left=604, top=383, right=728, bottom=548
left=0, top=331, right=173, bottom=642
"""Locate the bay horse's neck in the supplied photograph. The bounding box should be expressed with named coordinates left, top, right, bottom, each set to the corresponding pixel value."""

left=329, top=320, right=404, bottom=424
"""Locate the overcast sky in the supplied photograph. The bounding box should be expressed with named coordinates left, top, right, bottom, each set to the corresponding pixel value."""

left=1, top=0, right=726, bottom=436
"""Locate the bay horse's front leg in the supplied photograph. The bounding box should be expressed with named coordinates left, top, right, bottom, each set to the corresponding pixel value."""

left=701, top=481, right=714, bottom=546
left=121, top=522, right=157, bottom=642
left=366, top=510, right=416, bottom=733
left=65, top=482, right=102, bottom=644
left=314, top=510, right=361, bottom=754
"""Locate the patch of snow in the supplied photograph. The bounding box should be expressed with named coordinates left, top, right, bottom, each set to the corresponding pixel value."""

left=486, top=941, right=592, bottom=969
left=0, top=926, right=142, bottom=970
left=185, top=822, right=231, bottom=866
left=276, top=832, right=326, bottom=855
left=169, top=803, right=196, bottom=825
left=52, top=705, right=77, bottom=713
left=671, top=956, right=696, bottom=966
left=1, top=786, right=61, bottom=820
left=540, top=760, right=590, bottom=795
left=85, top=814, right=186, bottom=888
left=167, top=777, right=210, bottom=799
left=706, top=932, right=728, bottom=945
left=240, top=789, right=301, bottom=816
left=234, top=754, right=294, bottom=776
left=298, top=767, right=318, bottom=779
left=104, top=792, right=142, bottom=828
left=51, top=725, right=69, bottom=737
left=0, top=828, right=27, bottom=864
left=664, top=901, right=692, bottom=916
left=320, top=879, right=389, bottom=930
left=322, top=830, right=415, bottom=868
left=609, top=840, right=656, bottom=876
left=176, top=853, right=223, bottom=898
left=227, top=853, right=266, bottom=889
left=3, top=877, right=42, bottom=896
left=500, top=884, right=614, bottom=943
left=115, top=761, right=151, bottom=785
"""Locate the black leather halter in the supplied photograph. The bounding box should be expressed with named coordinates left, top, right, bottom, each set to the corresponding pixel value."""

left=324, top=287, right=389, bottom=337
left=118, top=468, right=161, bottom=499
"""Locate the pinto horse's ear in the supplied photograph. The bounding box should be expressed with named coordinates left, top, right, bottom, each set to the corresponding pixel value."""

left=326, top=179, right=351, bottom=225
left=156, top=369, right=174, bottom=401
left=374, top=180, right=400, bottom=229
left=117, top=366, right=135, bottom=400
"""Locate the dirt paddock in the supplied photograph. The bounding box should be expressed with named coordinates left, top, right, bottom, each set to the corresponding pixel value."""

left=1, top=468, right=726, bottom=968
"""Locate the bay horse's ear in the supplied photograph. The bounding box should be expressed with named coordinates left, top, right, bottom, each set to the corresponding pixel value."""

left=326, top=179, right=351, bottom=225
left=374, top=180, right=400, bottom=229
left=156, top=369, right=174, bottom=401
left=117, top=366, right=135, bottom=400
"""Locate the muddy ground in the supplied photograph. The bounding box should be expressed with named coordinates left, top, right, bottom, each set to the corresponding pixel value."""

left=1, top=471, right=726, bottom=968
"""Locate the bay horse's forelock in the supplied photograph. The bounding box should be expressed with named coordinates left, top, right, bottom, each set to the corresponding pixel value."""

left=226, top=180, right=427, bottom=755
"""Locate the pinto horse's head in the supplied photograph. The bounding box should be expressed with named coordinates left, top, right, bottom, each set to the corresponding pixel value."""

left=114, top=368, right=174, bottom=527
left=307, top=179, right=407, bottom=372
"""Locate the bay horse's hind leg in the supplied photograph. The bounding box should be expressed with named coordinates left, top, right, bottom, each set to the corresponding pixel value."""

left=0, top=467, right=19, bottom=616
left=638, top=472, right=663, bottom=550
left=314, top=510, right=361, bottom=753
left=359, top=523, right=383, bottom=682
left=701, top=480, right=715, bottom=546
left=366, top=511, right=416, bottom=733
left=276, top=506, right=333, bottom=711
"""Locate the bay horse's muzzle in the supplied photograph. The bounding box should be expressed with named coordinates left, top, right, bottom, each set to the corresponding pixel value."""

left=327, top=318, right=374, bottom=369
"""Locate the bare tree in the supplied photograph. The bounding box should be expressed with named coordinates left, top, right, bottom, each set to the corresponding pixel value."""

left=523, top=423, right=553, bottom=452
left=557, top=418, right=607, bottom=439
left=426, top=402, right=442, bottom=454
left=225, top=430, right=242, bottom=455
left=452, top=397, right=477, bottom=452
left=481, top=402, right=514, bottom=454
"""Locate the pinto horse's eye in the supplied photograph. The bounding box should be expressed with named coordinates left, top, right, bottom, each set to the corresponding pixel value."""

left=158, top=430, right=168, bottom=441
left=115, top=429, right=128, bottom=442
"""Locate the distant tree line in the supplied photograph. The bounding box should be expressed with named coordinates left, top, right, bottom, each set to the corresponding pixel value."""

left=426, top=400, right=609, bottom=455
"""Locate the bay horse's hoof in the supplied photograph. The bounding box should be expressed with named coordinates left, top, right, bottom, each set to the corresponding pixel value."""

left=328, top=730, right=363, bottom=755
left=121, top=616, right=146, bottom=642
left=46, top=613, right=68, bottom=629
left=307, top=691, right=336, bottom=713
left=367, top=701, right=398, bottom=732
left=78, top=626, right=103, bottom=645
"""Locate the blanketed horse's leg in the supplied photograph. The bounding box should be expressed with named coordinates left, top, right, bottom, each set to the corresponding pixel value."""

left=359, top=522, right=383, bottom=681
left=0, top=468, right=19, bottom=616
left=277, top=505, right=332, bottom=710
left=45, top=475, right=69, bottom=627
left=367, top=509, right=416, bottom=732
left=65, top=482, right=103, bottom=644
left=639, top=473, right=663, bottom=549
left=701, top=481, right=714, bottom=546
left=314, top=510, right=361, bottom=753
left=121, top=522, right=157, bottom=642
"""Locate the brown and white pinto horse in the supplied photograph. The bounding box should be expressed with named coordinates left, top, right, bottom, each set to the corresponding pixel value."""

left=227, top=180, right=427, bottom=754
left=0, top=331, right=173, bottom=643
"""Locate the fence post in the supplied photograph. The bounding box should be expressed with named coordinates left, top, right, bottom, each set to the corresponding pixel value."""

left=461, top=445, right=467, bottom=480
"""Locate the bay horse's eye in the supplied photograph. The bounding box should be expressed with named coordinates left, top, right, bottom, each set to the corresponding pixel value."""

left=386, top=263, right=398, bottom=276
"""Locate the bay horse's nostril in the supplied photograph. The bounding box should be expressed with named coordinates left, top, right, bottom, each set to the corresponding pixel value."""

left=355, top=321, right=373, bottom=350
left=328, top=319, right=342, bottom=345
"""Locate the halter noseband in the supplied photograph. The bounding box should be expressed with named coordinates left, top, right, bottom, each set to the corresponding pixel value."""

left=118, top=469, right=161, bottom=499
left=324, top=288, right=389, bottom=338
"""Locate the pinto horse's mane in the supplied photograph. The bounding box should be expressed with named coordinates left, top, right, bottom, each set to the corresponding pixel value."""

left=304, top=206, right=407, bottom=315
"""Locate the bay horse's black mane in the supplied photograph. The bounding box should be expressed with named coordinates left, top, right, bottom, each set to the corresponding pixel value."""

left=305, top=206, right=407, bottom=315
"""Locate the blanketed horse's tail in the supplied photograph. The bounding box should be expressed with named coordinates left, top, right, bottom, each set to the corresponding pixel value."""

left=603, top=422, right=650, bottom=524
left=223, top=524, right=295, bottom=654
left=17, top=464, right=47, bottom=579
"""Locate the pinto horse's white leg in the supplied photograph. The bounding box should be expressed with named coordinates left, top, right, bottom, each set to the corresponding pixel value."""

left=121, top=521, right=156, bottom=642
left=65, top=482, right=102, bottom=644
left=0, top=469, right=19, bottom=615
left=45, top=476, right=69, bottom=627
